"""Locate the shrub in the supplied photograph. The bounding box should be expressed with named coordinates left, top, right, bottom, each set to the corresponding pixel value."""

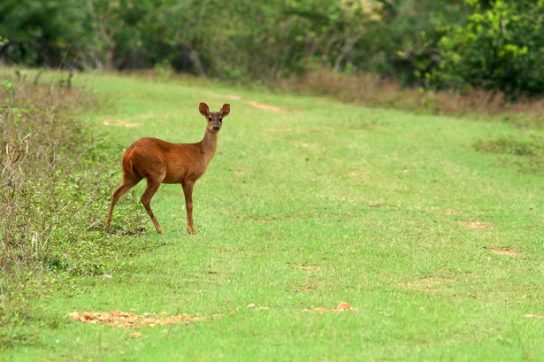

left=433, top=0, right=544, bottom=97
left=0, top=73, right=145, bottom=346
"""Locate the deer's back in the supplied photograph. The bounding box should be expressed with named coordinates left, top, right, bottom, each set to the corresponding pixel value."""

left=124, top=137, right=207, bottom=183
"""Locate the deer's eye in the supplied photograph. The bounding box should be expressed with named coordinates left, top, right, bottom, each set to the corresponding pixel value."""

left=208, top=117, right=212, bottom=121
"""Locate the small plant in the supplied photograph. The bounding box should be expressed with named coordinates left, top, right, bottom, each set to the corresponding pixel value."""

left=474, top=137, right=539, bottom=157
left=474, top=136, right=544, bottom=173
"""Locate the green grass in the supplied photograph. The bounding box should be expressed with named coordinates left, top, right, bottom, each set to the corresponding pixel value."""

left=3, top=70, right=544, bottom=361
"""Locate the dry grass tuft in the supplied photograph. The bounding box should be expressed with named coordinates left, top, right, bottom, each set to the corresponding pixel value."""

left=280, top=68, right=544, bottom=128
left=486, top=246, right=522, bottom=257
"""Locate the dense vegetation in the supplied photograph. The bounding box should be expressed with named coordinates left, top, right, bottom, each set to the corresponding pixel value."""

left=1, top=0, right=543, bottom=96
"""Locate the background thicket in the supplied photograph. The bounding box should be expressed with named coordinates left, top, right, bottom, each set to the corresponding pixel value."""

left=1, top=0, right=543, bottom=96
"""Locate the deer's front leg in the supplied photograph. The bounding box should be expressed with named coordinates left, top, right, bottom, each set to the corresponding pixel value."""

left=182, top=180, right=196, bottom=234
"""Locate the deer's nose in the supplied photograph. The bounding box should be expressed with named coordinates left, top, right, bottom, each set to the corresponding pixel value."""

left=213, top=125, right=220, bottom=131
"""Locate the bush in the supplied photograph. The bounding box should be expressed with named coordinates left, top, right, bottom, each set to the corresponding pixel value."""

left=433, top=0, right=544, bottom=97
left=0, top=73, right=146, bottom=346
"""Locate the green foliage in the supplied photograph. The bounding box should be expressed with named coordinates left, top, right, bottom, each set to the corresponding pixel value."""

left=0, top=0, right=463, bottom=82
left=0, top=0, right=88, bottom=66
left=1, top=1, right=543, bottom=96
left=433, top=0, right=544, bottom=97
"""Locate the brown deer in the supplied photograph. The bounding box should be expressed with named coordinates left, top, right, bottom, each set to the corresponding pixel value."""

left=104, top=102, right=230, bottom=234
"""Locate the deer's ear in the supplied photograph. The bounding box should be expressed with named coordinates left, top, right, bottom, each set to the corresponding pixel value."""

left=199, top=102, right=209, bottom=116
left=221, top=104, right=230, bottom=117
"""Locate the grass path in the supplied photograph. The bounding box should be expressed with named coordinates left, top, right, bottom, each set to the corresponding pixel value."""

left=6, top=72, right=544, bottom=361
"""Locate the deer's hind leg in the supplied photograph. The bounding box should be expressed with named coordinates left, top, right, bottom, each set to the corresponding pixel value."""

left=141, top=175, right=165, bottom=234
left=104, top=176, right=141, bottom=232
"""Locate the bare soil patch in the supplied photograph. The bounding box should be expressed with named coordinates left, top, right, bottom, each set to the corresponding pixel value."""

left=443, top=210, right=463, bottom=216
left=303, top=302, right=357, bottom=314
left=402, top=276, right=454, bottom=292
left=524, top=313, right=544, bottom=319
left=264, top=127, right=294, bottom=135
left=103, top=119, right=142, bottom=128
left=457, top=221, right=493, bottom=229
left=247, top=100, right=283, bottom=112
left=208, top=93, right=242, bottom=101
left=247, top=304, right=271, bottom=311
left=208, top=92, right=286, bottom=112
left=222, top=95, right=243, bottom=101
left=293, top=141, right=317, bottom=150
left=68, top=310, right=212, bottom=328
left=486, top=246, right=522, bottom=256
left=295, top=275, right=321, bottom=293
left=300, top=264, right=321, bottom=272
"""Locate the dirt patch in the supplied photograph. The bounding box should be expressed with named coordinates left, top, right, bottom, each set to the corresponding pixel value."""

left=486, top=246, right=522, bottom=256
left=208, top=93, right=242, bottom=101
left=294, top=264, right=322, bottom=293
left=103, top=119, right=142, bottom=128
left=303, top=302, right=357, bottom=314
left=264, top=127, right=294, bottom=135
left=300, top=264, right=321, bottom=272
left=293, top=141, right=317, bottom=150
left=524, top=313, right=544, bottom=319
left=247, top=304, right=270, bottom=311
left=402, top=276, right=454, bottom=292
left=443, top=209, right=463, bottom=216
left=296, top=265, right=321, bottom=292
left=208, top=93, right=286, bottom=111
left=295, top=284, right=317, bottom=293
left=247, top=100, right=284, bottom=112
left=222, top=95, right=243, bottom=101
left=68, top=310, right=213, bottom=328
left=295, top=275, right=321, bottom=293
left=229, top=167, right=246, bottom=177
left=457, top=221, right=493, bottom=229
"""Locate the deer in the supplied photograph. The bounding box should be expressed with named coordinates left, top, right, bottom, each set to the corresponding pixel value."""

left=104, top=102, right=230, bottom=235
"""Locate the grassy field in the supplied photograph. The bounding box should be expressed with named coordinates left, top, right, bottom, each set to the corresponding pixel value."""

left=3, top=71, right=544, bottom=361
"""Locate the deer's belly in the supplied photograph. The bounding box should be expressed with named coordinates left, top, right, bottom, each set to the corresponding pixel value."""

left=162, top=164, right=207, bottom=184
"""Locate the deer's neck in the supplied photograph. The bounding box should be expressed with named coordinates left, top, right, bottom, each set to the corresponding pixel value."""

left=200, top=128, right=218, bottom=164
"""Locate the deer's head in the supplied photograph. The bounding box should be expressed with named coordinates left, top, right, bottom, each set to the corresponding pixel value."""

left=199, top=103, right=230, bottom=133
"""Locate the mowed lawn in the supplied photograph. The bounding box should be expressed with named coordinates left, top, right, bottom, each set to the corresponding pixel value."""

left=7, top=72, right=544, bottom=361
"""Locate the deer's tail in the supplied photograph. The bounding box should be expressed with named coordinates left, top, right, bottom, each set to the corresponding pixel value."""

left=121, top=145, right=140, bottom=179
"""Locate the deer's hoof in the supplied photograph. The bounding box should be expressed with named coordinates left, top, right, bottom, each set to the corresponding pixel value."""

left=187, top=227, right=196, bottom=235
